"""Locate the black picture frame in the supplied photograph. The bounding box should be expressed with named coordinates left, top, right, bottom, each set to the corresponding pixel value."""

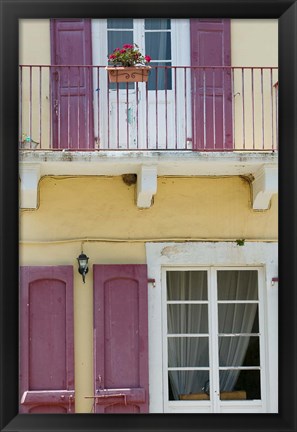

left=0, top=0, right=296, bottom=431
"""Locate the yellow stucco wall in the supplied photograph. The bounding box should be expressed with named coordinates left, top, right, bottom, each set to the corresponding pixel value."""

left=231, top=19, right=278, bottom=67
left=231, top=20, right=278, bottom=149
left=19, top=176, right=277, bottom=412
left=20, top=176, right=277, bottom=244
left=19, top=20, right=50, bottom=65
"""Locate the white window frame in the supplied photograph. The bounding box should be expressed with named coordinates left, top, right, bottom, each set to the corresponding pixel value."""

left=163, top=266, right=265, bottom=413
left=145, top=242, right=278, bottom=414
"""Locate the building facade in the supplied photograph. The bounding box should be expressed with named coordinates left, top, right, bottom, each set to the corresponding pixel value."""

left=19, top=18, right=278, bottom=414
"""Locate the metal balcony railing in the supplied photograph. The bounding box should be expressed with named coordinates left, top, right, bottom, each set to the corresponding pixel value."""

left=19, top=65, right=278, bottom=152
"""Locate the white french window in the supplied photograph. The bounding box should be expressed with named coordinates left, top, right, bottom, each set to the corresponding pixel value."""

left=164, top=267, right=265, bottom=412
left=146, top=242, right=278, bottom=414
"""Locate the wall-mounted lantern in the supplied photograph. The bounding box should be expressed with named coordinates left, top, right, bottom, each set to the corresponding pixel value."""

left=77, top=252, right=89, bottom=283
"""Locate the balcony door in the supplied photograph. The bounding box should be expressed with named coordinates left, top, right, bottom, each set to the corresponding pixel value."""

left=105, top=19, right=142, bottom=149
left=50, top=19, right=94, bottom=149
left=93, top=19, right=186, bottom=150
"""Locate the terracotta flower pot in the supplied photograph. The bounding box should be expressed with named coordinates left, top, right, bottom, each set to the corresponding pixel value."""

left=106, top=66, right=151, bottom=83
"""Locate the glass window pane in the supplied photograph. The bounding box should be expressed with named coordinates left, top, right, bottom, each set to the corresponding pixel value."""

left=219, top=336, right=260, bottom=367
left=145, top=18, right=171, bottom=30
left=169, top=370, right=210, bottom=401
left=218, top=304, right=259, bottom=334
left=108, top=31, right=133, bottom=55
left=107, top=19, right=133, bottom=29
left=219, top=370, right=261, bottom=400
left=167, top=271, right=208, bottom=300
left=217, top=270, right=258, bottom=300
left=148, top=64, right=172, bottom=91
left=168, top=304, right=208, bottom=333
left=145, top=32, right=171, bottom=60
left=168, top=337, right=209, bottom=367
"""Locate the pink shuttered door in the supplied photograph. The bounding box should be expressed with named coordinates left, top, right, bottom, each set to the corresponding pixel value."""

left=19, top=266, right=74, bottom=413
left=190, top=19, right=233, bottom=150
left=50, top=19, right=94, bottom=149
left=93, top=265, right=149, bottom=413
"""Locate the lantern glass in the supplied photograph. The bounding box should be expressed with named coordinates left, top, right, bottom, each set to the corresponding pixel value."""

left=77, top=253, right=89, bottom=271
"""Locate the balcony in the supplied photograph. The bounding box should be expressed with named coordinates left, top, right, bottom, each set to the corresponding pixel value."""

left=19, top=65, right=278, bottom=210
left=19, top=65, right=278, bottom=152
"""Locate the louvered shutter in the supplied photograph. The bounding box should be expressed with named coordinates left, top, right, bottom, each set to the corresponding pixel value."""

left=190, top=19, right=233, bottom=150
left=93, top=265, right=149, bottom=413
left=50, top=19, right=94, bottom=149
left=19, top=266, right=74, bottom=413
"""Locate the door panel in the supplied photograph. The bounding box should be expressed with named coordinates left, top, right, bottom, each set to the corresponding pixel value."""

left=29, top=405, right=68, bottom=414
left=104, top=278, right=140, bottom=387
left=29, top=279, right=66, bottom=390
left=144, top=20, right=177, bottom=149
left=50, top=19, right=94, bottom=149
left=93, top=265, right=149, bottom=413
left=105, top=404, right=140, bottom=413
left=19, top=266, right=74, bottom=413
left=190, top=19, right=233, bottom=150
left=108, top=92, right=138, bottom=149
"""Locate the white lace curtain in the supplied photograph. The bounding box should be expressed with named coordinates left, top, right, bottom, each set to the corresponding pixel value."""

left=167, top=271, right=208, bottom=399
left=218, top=271, right=258, bottom=391
left=167, top=270, right=258, bottom=400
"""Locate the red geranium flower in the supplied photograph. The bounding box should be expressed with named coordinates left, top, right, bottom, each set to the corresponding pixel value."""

left=107, top=43, right=152, bottom=67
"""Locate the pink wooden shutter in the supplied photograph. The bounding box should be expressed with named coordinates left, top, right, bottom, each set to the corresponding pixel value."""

left=190, top=19, right=233, bottom=150
left=19, top=266, right=74, bottom=413
left=93, top=265, right=149, bottom=413
left=50, top=19, right=94, bottom=149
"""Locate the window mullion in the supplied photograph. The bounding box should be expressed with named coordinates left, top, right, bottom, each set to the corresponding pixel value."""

left=208, top=268, right=220, bottom=412
left=133, top=19, right=144, bottom=53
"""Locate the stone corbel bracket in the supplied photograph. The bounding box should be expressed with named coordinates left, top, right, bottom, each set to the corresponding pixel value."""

left=136, top=164, right=157, bottom=208
left=19, top=163, right=41, bottom=209
left=252, top=165, right=278, bottom=210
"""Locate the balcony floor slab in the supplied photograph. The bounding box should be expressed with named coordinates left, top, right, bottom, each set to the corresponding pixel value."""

left=19, top=150, right=277, bottom=177
left=19, top=150, right=278, bottom=210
